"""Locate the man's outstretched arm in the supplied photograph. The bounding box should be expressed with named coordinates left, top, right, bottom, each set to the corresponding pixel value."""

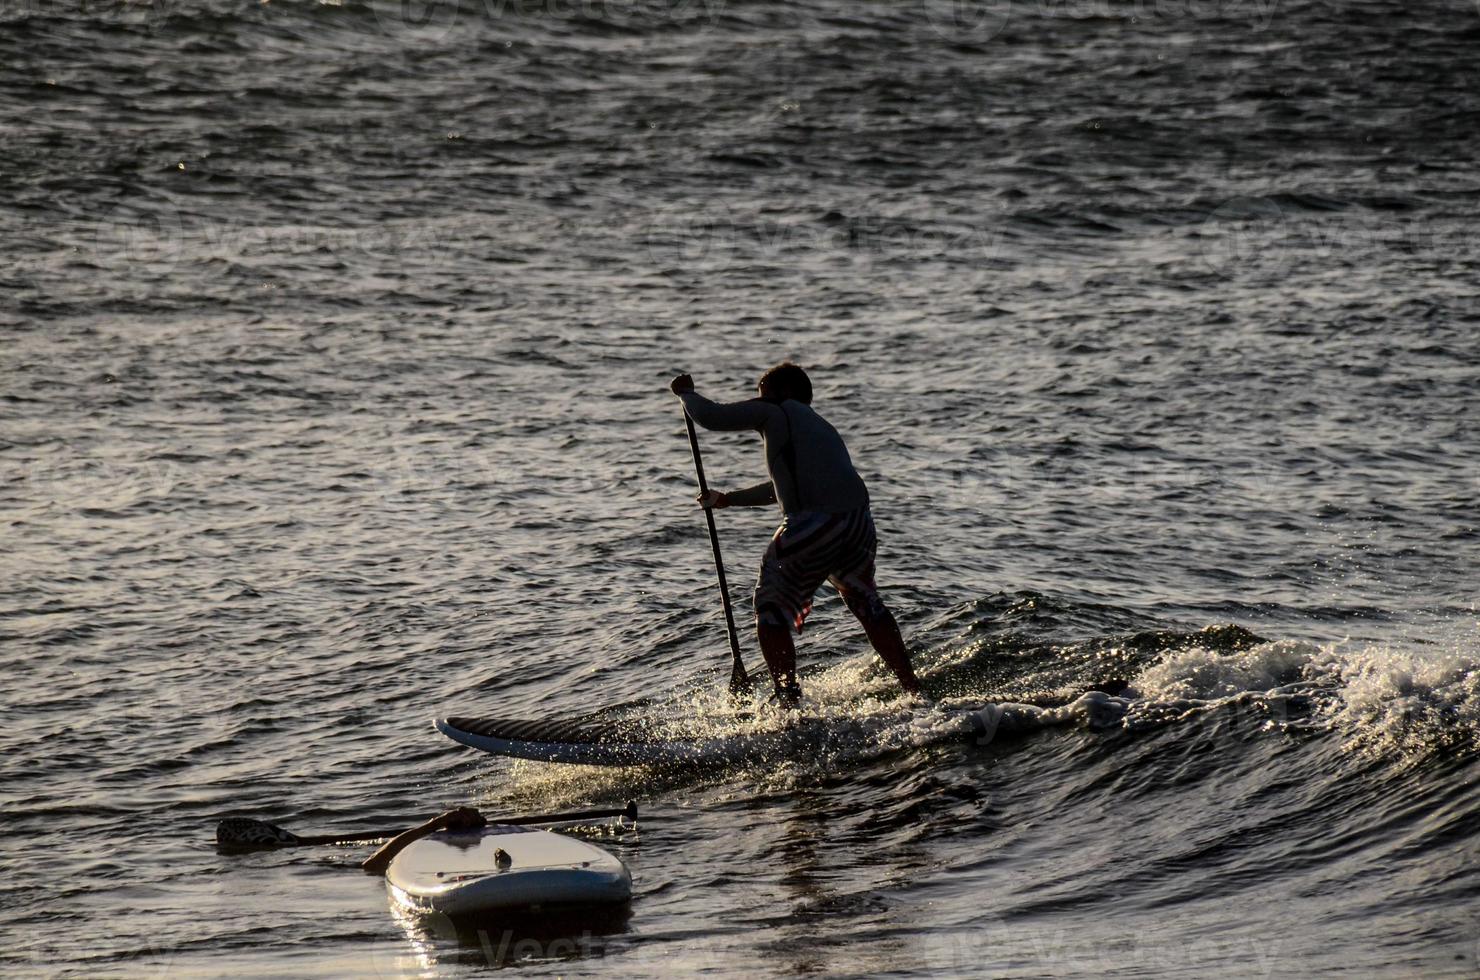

left=671, top=374, right=773, bottom=432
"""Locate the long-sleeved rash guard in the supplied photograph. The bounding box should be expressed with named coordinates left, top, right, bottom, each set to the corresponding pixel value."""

left=679, top=391, right=869, bottom=516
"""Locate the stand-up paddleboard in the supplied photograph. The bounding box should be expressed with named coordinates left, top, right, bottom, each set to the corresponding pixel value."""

left=435, top=715, right=783, bottom=766
left=386, top=824, right=631, bottom=916
left=436, top=707, right=1019, bottom=767
left=437, top=692, right=1131, bottom=767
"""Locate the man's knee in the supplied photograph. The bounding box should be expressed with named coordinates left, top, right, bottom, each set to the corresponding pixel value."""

left=754, top=600, right=792, bottom=631
left=841, top=587, right=890, bottom=624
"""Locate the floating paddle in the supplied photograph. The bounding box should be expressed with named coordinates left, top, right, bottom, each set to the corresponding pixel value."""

left=215, top=801, right=638, bottom=849
left=682, top=407, right=751, bottom=696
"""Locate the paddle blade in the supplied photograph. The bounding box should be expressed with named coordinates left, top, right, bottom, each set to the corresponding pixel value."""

left=728, top=663, right=751, bottom=697
left=216, top=817, right=302, bottom=849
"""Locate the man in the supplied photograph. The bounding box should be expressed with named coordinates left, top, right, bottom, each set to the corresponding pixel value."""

left=671, top=362, right=923, bottom=705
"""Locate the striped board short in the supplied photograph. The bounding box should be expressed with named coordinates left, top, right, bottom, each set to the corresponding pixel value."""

left=753, top=507, right=884, bottom=633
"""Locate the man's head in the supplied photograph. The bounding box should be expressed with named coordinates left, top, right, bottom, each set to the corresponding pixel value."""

left=757, top=361, right=813, bottom=404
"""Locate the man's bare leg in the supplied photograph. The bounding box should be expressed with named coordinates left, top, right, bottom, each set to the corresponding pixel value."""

left=849, top=601, right=923, bottom=695
left=756, top=623, right=802, bottom=706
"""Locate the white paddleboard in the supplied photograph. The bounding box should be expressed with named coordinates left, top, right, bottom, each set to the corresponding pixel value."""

left=385, top=825, right=631, bottom=916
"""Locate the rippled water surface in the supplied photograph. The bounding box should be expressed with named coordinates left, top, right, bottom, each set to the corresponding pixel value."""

left=4, top=0, right=1479, bottom=975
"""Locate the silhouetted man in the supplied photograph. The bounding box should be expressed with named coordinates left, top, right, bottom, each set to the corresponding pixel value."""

left=671, top=362, right=922, bottom=705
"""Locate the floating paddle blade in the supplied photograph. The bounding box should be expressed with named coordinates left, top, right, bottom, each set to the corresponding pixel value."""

left=216, top=817, right=302, bottom=848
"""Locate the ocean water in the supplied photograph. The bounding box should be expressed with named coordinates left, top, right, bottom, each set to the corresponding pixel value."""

left=3, top=0, right=1480, bottom=975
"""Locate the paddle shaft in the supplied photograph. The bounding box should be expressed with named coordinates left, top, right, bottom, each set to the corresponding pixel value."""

left=228, top=802, right=638, bottom=848
left=682, top=410, right=750, bottom=693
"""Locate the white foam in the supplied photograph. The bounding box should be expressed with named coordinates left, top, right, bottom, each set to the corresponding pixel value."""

left=1313, top=640, right=1480, bottom=757
left=1123, top=629, right=1480, bottom=759
left=1129, top=638, right=1318, bottom=702
left=502, top=626, right=1480, bottom=810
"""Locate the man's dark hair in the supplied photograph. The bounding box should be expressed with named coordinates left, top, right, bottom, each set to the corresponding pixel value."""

left=759, top=362, right=813, bottom=404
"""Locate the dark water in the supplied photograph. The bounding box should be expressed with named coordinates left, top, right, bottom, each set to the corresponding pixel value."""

left=4, top=0, right=1480, bottom=974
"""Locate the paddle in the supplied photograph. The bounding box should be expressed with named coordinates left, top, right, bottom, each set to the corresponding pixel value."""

left=215, top=801, right=638, bottom=849
left=682, top=408, right=751, bottom=696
